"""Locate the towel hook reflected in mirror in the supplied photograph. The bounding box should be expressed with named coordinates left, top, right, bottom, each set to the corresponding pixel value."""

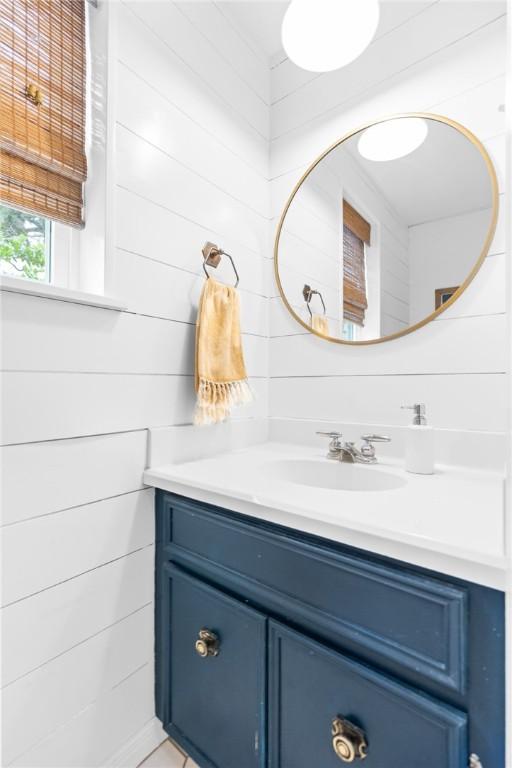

left=202, top=241, right=240, bottom=287
left=303, top=284, right=326, bottom=318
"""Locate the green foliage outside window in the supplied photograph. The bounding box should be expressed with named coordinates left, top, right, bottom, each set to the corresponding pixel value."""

left=0, top=205, right=48, bottom=281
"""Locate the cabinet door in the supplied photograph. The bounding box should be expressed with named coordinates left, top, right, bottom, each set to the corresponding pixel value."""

left=160, top=565, right=266, bottom=768
left=269, top=621, right=467, bottom=768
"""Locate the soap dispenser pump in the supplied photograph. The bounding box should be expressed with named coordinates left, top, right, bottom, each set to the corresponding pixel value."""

left=401, top=403, right=434, bottom=475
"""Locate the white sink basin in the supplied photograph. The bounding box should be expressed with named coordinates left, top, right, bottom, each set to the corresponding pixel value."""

left=263, top=459, right=407, bottom=492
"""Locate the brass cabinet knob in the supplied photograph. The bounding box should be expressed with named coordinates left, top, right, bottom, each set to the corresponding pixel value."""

left=332, top=717, right=368, bottom=762
left=195, top=628, right=220, bottom=658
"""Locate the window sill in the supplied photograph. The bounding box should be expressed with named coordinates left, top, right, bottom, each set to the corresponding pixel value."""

left=0, top=276, right=126, bottom=311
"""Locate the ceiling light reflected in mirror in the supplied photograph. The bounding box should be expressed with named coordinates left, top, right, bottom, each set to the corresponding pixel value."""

left=358, top=118, right=429, bottom=162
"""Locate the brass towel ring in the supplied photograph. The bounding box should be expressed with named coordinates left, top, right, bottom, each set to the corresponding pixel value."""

left=202, top=241, right=240, bottom=287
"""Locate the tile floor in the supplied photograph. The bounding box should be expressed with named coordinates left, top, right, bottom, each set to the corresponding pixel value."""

left=138, top=739, right=197, bottom=768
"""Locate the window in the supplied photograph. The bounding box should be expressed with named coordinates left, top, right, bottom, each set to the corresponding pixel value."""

left=435, top=286, right=459, bottom=309
left=342, top=200, right=371, bottom=329
left=0, top=203, right=50, bottom=281
left=0, top=201, right=77, bottom=285
left=342, top=318, right=357, bottom=341
left=0, top=0, right=87, bottom=282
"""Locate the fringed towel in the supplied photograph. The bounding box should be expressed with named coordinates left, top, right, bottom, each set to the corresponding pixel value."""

left=311, top=313, right=329, bottom=336
left=194, top=277, right=253, bottom=425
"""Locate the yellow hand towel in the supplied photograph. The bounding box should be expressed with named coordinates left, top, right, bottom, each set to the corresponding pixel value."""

left=311, top=313, right=329, bottom=336
left=194, top=277, right=253, bottom=425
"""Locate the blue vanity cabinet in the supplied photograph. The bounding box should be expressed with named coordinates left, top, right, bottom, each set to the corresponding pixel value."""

left=155, top=491, right=505, bottom=768
left=166, top=496, right=468, bottom=694
left=269, top=621, right=467, bottom=768
left=157, top=564, right=267, bottom=768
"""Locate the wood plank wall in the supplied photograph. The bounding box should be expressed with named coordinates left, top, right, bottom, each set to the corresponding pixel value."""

left=269, top=2, right=507, bottom=435
left=1, top=2, right=508, bottom=765
left=0, top=2, right=270, bottom=764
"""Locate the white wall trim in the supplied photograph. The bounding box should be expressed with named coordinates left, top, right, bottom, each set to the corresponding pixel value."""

left=104, top=717, right=167, bottom=768
left=0, top=276, right=126, bottom=311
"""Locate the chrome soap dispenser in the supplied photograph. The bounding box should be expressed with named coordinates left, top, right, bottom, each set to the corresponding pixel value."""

left=401, top=403, right=434, bottom=475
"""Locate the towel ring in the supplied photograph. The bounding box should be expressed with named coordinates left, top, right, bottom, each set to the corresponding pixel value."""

left=303, top=284, right=326, bottom=318
left=202, top=241, right=240, bottom=287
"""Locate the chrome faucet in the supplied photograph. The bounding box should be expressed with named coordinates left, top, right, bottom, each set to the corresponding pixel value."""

left=316, top=432, right=344, bottom=459
left=317, top=432, right=391, bottom=464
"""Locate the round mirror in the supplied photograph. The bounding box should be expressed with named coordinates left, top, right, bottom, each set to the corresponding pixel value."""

left=274, top=114, right=498, bottom=344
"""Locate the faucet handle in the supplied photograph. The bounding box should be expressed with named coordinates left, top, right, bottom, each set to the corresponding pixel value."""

left=361, top=434, right=391, bottom=443
left=360, top=434, right=391, bottom=461
left=316, top=431, right=343, bottom=459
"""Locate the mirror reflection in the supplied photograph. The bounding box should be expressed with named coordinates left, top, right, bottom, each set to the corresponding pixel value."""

left=275, top=115, right=497, bottom=343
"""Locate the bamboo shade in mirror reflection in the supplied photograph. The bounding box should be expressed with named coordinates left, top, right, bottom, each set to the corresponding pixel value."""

left=343, top=225, right=367, bottom=326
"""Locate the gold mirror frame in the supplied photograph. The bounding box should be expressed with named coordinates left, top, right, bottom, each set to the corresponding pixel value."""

left=274, top=112, right=499, bottom=345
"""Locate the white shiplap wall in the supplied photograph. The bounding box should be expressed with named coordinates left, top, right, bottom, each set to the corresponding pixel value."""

left=0, top=2, right=270, bottom=765
left=278, top=161, right=343, bottom=331
left=1, top=2, right=509, bottom=766
left=269, top=3, right=508, bottom=438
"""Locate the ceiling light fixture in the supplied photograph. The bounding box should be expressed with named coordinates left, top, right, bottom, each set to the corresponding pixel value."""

left=282, top=0, right=380, bottom=73
left=357, top=118, right=429, bottom=161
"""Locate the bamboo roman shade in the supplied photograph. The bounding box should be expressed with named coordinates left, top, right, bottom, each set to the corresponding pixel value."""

left=343, top=201, right=370, bottom=326
left=0, top=0, right=87, bottom=227
left=343, top=200, right=371, bottom=244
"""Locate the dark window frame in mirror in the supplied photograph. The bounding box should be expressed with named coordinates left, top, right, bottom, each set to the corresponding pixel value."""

left=435, top=286, right=459, bottom=310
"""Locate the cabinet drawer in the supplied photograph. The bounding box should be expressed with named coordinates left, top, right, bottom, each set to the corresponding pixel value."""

left=269, top=621, right=467, bottom=768
left=162, top=496, right=466, bottom=692
left=158, top=565, right=266, bottom=768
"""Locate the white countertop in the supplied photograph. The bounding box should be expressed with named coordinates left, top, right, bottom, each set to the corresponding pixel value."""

left=144, top=441, right=507, bottom=589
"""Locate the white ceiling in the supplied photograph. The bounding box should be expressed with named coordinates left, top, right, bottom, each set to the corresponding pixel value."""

left=340, top=119, right=493, bottom=225
left=216, top=1, right=506, bottom=67
left=217, top=1, right=287, bottom=62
